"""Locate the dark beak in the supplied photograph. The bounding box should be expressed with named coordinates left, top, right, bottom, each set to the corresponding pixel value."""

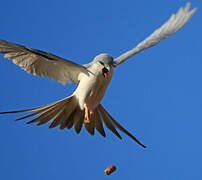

left=102, top=67, right=108, bottom=79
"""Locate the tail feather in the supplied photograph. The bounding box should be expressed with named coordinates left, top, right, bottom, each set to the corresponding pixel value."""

left=48, top=108, right=65, bottom=129
left=73, top=109, right=84, bottom=134
left=65, top=119, right=74, bottom=129
left=0, top=105, right=50, bottom=114
left=1, top=98, right=146, bottom=148
left=36, top=107, right=63, bottom=126
left=15, top=105, right=54, bottom=121
left=63, top=109, right=75, bottom=130
left=0, top=96, right=70, bottom=114
left=98, top=104, right=146, bottom=148
left=59, top=99, right=77, bottom=130
left=26, top=100, right=66, bottom=125
left=84, top=120, right=95, bottom=136
left=74, top=118, right=83, bottom=134
left=98, top=106, right=122, bottom=139
left=0, top=96, right=78, bottom=130
left=94, top=109, right=106, bottom=137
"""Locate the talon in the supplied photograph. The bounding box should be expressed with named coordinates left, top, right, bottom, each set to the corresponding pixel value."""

left=84, top=105, right=93, bottom=123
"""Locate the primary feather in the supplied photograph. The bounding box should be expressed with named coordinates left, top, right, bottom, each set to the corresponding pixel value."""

left=0, top=39, right=89, bottom=85
left=113, top=2, right=197, bottom=66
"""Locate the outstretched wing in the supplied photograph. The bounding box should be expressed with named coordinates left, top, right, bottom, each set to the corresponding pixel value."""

left=113, top=2, right=197, bottom=67
left=0, top=39, right=89, bottom=85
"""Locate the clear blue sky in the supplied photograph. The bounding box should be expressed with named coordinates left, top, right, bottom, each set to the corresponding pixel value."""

left=0, top=0, right=201, bottom=179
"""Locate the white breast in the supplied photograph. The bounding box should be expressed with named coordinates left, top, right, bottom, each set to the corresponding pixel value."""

left=73, top=63, right=114, bottom=110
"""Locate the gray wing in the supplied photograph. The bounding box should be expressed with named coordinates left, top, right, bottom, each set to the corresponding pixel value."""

left=113, top=2, right=197, bottom=67
left=0, top=39, right=89, bottom=85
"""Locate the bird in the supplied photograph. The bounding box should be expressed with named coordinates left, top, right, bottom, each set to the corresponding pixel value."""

left=0, top=2, right=196, bottom=148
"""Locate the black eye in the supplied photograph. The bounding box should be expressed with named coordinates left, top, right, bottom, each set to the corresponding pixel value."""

left=99, top=61, right=104, bottom=66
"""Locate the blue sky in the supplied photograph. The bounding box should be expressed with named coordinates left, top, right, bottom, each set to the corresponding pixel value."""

left=0, top=0, right=201, bottom=179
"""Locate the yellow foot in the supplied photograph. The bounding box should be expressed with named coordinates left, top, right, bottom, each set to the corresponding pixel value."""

left=84, top=105, right=93, bottom=123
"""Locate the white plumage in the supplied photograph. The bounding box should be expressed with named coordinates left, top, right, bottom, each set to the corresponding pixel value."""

left=0, top=2, right=196, bottom=148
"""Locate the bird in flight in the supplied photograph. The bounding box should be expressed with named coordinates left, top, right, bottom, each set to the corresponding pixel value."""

left=0, top=2, right=196, bottom=148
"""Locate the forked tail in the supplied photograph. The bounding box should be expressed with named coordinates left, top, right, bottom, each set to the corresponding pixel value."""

left=0, top=98, right=146, bottom=148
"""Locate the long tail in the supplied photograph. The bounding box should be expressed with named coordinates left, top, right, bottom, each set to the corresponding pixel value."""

left=96, top=105, right=146, bottom=148
left=0, top=95, right=78, bottom=129
left=0, top=100, right=146, bottom=148
left=82, top=104, right=146, bottom=148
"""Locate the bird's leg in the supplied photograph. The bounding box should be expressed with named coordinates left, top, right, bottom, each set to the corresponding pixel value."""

left=84, top=104, right=93, bottom=123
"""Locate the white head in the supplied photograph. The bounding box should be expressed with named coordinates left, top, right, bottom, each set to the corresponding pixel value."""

left=93, top=53, right=113, bottom=65
left=93, top=54, right=113, bottom=79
